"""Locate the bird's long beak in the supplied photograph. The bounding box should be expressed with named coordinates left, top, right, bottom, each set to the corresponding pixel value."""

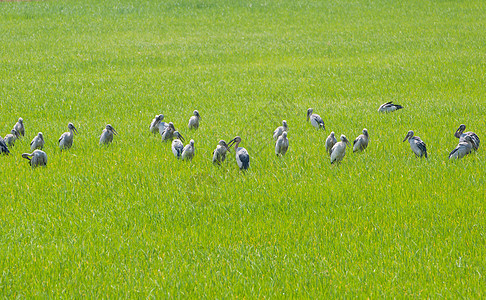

left=402, top=135, right=409, bottom=142
left=113, top=128, right=118, bottom=135
left=228, top=138, right=236, bottom=148
left=73, top=126, right=78, bottom=134
left=21, top=153, right=31, bottom=160
left=179, top=134, right=185, bottom=143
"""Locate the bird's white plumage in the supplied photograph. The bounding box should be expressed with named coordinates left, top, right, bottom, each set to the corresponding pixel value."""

left=150, top=114, right=164, bottom=134
left=330, top=135, right=350, bottom=164
left=182, top=139, right=195, bottom=161
left=449, top=137, right=473, bottom=160
left=325, top=132, right=337, bottom=156
left=378, top=101, right=403, bottom=112
left=403, top=130, right=427, bottom=158
left=14, top=117, right=24, bottom=138
left=307, top=108, right=325, bottom=129
left=30, top=132, right=45, bottom=151
left=275, top=131, right=289, bottom=156
left=59, top=123, right=77, bottom=150
left=353, top=128, right=369, bottom=152
left=22, top=149, right=47, bottom=168
left=273, top=120, right=288, bottom=140
left=212, top=140, right=230, bottom=165
left=100, top=124, right=117, bottom=145
left=188, top=110, right=200, bottom=130
left=4, top=129, right=19, bottom=147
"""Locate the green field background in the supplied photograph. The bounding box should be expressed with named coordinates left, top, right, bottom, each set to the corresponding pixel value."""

left=1, top=0, right=485, bottom=297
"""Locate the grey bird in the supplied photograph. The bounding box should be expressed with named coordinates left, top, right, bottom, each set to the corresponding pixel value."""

left=353, top=128, right=369, bottom=152
left=59, top=123, right=78, bottom=151
left=100, top=124, right=118, bottom=145
left=273, top=120, right=288, bottom=140
left=403, top=130, right=427, bottom=158
left=14, top=117, right=25, bottom=138
left=330, top=135, right=351, bottom=164
left=161, top=122, right=176, bottom=142
left=378, top=101, right=403, bottom=112
left=22, top=149, right=47, bottom=168
left=454, top=124, right=480, bottom=151
left=181, top=139, right=195, bottom=161
left=171, top=131, right=185, bottom=159
left=4, top=129, right=20, bottom=147
left=212, top=140, right=230, bottom=165
left=228, top=136, right=250, bottom=170
left=30, top=132, right=45, bottom=151
left=188, top=110, right=201, bottom=130
left=306, top=108, right=325, bottom=129
left=0, top=136, right=9, bottom=155
left=449, top=135, right=474, bottom=160
left=150, top=114, right=164, bottom=134
left=275, top=131, right=289, bottom=156
left=325, top=132, right=337, bottom=156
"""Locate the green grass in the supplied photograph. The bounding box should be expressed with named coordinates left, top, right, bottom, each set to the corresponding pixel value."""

left=1, top=0, right=485, bottom=297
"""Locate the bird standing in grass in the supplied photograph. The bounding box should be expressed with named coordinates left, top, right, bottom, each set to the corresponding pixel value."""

left=273, top=120, right=288, bottom=140
left=330, top=135, right=351, bottom=164
left=59, top=123, right=78, bottom=151
left=22, top=149, right=47, bottom=168
left=100, top=124, right=118, bottom=145
left=212, top=140, right=230, bottom=165
left=30, top=132, right=45, bottom=151
left=228, top=136, right=250, bottom=170
left=0, top=136, right=9, bottom=155
left=306, top=108, right=325, bottom=130
left=182, top=139, right=195, bottom=161
left=454, top=124, right=480, bottom=151
left=161, top=122, right=176, bottom=142
left=188, top=110, right=201, bottom=130
left=378, top=101, right=403, bottom=112
left=449, top=135, right=474, bottom=160
left=4, top=129, right=20, bottom=147
left=275, top=131, right=289, bottom=156
left=403, top=130, right=427, bottom=158
left=150, top=114, right=165, bottom=134
left=353, top=128, right=369, bottom=152
left=14, top=117, right=25, bottom=138
left=171, top=131, right=185, bottom=159
left=325, top=132, right=337, bottom=155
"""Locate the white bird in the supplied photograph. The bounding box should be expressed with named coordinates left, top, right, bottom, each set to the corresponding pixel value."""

left=275, top=131, right=289, bottom=156
left=161, top=122, right=176, bottom=142
left=403, top=130, right=427, bottom=158
left=21, top=149, right=47, bottom=168
left=228, top=136, right=250, bottom=170
left=325, top=132, right=337, bottom=155
left=182, top=139, right=195, bottom=161
left=378, top=101, right=403, bottom=112
left=330, top=135, right=351, bottom=164
left=306, top=108, right=325, bottom=130
left=150, top=114, right=164, bottom=134
left=30, top=132, right=45, bottom=151
left=171, top=131, right=185, bottom=159
left=273, top=120, right=288, bottom=140
left=188, top=110, right=200, bottom=130
left=454, top=124, right=480, bottom=151
left=59, top=123, right=78, bottom=151
left=212, top=140, right=230, bottom=165
left=0, top=136, right=9, bottom=155
left=4, top=129, right=20, bottom=147
left=99, top=124, right=118, bottom=145
left=449, top=135, right=474, bottom=160
left=353, top=128, right=369, bottom=152
left=14, top=117, right=25, bottom=138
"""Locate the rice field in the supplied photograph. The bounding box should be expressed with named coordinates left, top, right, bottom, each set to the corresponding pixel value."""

left=1, top=0, right=485, bottom=297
